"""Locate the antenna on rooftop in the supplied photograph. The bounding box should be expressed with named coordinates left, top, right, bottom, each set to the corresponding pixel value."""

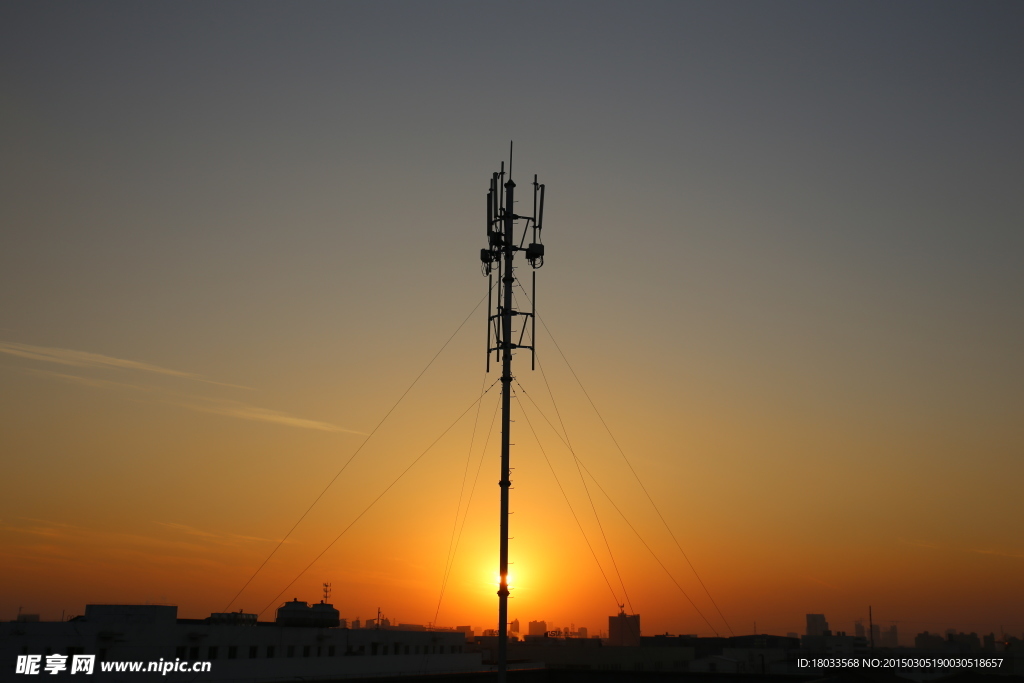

left=478, top=143, right=547, bottom=683
left=322, top=582, right=331, bottom=602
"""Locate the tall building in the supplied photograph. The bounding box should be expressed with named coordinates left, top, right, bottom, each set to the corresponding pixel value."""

left=855, top=620, right=865, bottom=639
left=806, top=614, right=829, bottom=637
left=510, top=619, right=520, bottom=634
left=528, top=620, right=547, bottom=637
left=881, top=624, right=898, bottom=648
left=608, top=610, right=641, bottom=647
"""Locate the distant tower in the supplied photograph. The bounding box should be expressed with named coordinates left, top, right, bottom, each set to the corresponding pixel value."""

left=322, top=582, right=331, bottom=602
left=869, top=605, right=874, bottom=648
left=806, top=614, right=829, bottom=637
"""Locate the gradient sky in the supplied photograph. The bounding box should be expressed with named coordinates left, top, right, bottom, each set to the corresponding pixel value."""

left=1, top=1, right=1022, bottom=642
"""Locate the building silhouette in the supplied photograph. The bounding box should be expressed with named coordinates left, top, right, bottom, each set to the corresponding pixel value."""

left=805, top=614, right=829, bottom=637
left=946, top=631, right=982, bottom=653
left=608, top=610, right=640, bottom=647
left=528, top=620, right=547, bottom=637
left=1, top=604, right=476, bottom=678
left=276, top=599, right=339, bottom=628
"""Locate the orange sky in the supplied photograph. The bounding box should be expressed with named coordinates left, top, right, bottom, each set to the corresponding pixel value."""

left=2, top=319, right=1021, bottom=642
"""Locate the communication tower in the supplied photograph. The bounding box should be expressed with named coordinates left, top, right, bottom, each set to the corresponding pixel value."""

left=478, top=143, right=546, bottom=682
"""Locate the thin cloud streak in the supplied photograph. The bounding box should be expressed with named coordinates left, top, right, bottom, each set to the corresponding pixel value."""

left=176, top=398, right=366, bottom=435
left=155, top=522, right=286, bottom=546
left=3, top=518, right=281, bottom=547
left=1, top=518, right=208, bottom=554
left=0, top=341, right=249, bottom=389
left=10, top=351, right=361, bottom=434
left=968, top=548, right=1024, bottom=560
left=0, top=519, right=238, bottom=574
left=25, top=368, right=153, bottom=392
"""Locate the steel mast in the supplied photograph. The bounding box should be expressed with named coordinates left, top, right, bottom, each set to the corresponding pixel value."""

left=479, top=145, right=545, bottom=682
